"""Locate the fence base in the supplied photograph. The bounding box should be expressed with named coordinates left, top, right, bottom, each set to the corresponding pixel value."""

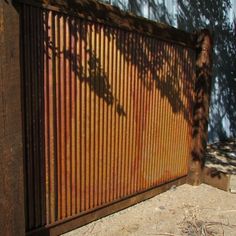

left=27, top=176, right=186, bottom=236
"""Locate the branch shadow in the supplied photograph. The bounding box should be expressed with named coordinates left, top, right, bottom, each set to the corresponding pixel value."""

left=177, top=0, right=236, bottom=143
left=20, top=0, right=195, bottom=233
left=205, top=139, right=236, bottom=174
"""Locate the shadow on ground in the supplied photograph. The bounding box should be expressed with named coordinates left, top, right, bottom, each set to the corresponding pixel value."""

left=205, top=139, right=236, bottom=174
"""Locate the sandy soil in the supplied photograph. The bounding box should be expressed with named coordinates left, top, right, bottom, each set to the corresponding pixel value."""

left=63, top=184, right=236, bottom=236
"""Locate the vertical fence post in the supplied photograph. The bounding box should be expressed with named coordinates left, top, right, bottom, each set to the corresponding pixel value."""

left=187, top=29, right=213, bottom=186
left=0, top=1, right=25, bottom=235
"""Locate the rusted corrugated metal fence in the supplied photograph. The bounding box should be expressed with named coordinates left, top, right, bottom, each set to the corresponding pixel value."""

left=19, top=0, right=196, bottom=234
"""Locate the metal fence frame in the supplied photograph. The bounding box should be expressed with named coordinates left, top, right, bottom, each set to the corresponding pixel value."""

left=0, top=0, right=212, bottom=235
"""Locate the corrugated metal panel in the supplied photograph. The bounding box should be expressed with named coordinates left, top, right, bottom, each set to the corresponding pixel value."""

left=21, top=4, right=195, bottom=232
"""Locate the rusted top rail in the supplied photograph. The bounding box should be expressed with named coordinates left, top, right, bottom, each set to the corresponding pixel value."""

left=15, top=0, right=196, bottom=48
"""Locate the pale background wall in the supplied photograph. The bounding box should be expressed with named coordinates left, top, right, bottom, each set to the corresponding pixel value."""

left=99, top=0, right=236, bottom=143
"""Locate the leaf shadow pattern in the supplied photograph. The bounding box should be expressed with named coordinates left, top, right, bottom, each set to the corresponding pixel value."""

left=53, top=0, right=195, bottom=124
left=99, top=0, right=236, bottom=142
left=21, top=0, right=196, bottom=232
left=205, top=139, right=236, bottom=174
left=104, top=25, right=195, bottom=125
left=177, top=0, right=236, bottom=143
left=44, top=13, right=126, bottom=116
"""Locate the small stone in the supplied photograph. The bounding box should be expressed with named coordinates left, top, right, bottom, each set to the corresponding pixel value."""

left=159, top=206, right=165, bottom=210
left=170, top=185, right=177, bottom=191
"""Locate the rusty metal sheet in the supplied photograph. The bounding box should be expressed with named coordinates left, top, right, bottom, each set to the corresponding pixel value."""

left=21, top=4, right=195, bottom=233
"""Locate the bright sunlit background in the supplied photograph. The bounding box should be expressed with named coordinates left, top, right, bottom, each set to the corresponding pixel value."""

left=99, top=0, right=236, bottom=143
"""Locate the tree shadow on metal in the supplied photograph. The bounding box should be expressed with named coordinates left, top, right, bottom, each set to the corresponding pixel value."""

left=19, top=0, right=196, bottom=234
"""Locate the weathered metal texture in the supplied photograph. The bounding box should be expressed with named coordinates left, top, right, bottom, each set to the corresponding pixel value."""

left=16, top=0, right=195, bottom=49
left=187, top=30, right=213, bottom=186
left=0, top=1, right=25, bottom=235
left=21, top=3, right=195, bottom=234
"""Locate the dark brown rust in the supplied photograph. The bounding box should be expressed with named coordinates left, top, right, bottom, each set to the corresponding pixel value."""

left=15, top=0, right=195, bottom=49
left=0, top=1, right=25, bottom=235
left=188, top=30, right=213, bottom=186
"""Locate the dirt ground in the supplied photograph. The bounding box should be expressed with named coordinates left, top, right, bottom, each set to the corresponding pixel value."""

left=63, top=184, right=236, bottom=236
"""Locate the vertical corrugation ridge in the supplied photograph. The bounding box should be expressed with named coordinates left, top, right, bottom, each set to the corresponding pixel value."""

left=167, top=44, right=174, bottom=180
left=134, top=33, right=138, bottom=192
left=155, top=41, right=161, bottom=184
left=44, top=9, right=50, bottom=225
left=129, top=31, right=133, bottom=193
left=144, top=36, right=149, bottom=189
left=84, top=20, right=90, bottom=211
left=146, top=36, right=152, bottom=188
left=142, top=36, right=148, bottom=189
left=138, top=34, right=144, bottom=191
left=167, top=42, right=172, bottom=179
left=128, top=31, right=134, bottom=195
left=174, top=45, right=179, bottom=176
left=153, top=40, right=160, bottom=185
left=150, top=39, right=155, bottom=184
left=135, top=34, right=142, bottom=192
left=133, top=32, right=138, bottom=193
left=146, top=36, right=153, bottom=188
left=93, top=22, right=97, bottom=208
left=74, top=16, right=78, bottom=216
left=98, top=23, right=103, bottom=206
left=105, top=25, right=110, bottom=203
left=38, top=7, right=46, bottom=227
left=60, top=14, right=66, bottom=219
left=179, top=45, right=185, bottom=176
left=160, top=41, right=166, bottom=183
left=68, top=15, right=73, bottom=216
left=165, top=42, right=171, bottom=181
left=117, top=28, right=121, bottom=199
left=78, top=19, right=83, bottom=213
left=141, top=35, right=148, bottom=190
left=172, top=45, right=179, bottom=177
left=115, top=28, right=119, bottom=200
left=108, top=26, right=113, bottom=202
left=71, top=16, right=76, bottom=216
left=100, top=24, right=105, bottom=204
left=52, top=11, right=58, bottom=222
left=158, top=41, right=165, bottom=184
left=75, top=17, right=81, bottom=215
left=34, top=7, right=41, bottom=227
left=120, top=30, right=126, bottom=197
left=112, top=26, right=116, bottom=200
left=124, top=31, right=130, bottom=196
left=55, top=12, right=61, bottom=221
left=88, top=22, right=94, bottom=210
left=149, top=38, right=155, bottom=186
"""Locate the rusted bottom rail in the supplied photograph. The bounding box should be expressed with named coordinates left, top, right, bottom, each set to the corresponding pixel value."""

left=27, top=176, right=187, bottom=236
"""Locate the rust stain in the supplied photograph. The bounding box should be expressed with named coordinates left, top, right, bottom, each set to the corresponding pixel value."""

left=21, top=5, right=195, bottom=232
